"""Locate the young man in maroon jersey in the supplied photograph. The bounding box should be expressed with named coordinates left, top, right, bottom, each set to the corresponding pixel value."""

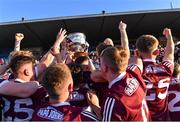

left=88, top=21, right=150, bottom=121
left=168, top=63, right=180, bottom=121
left=32, top=63, right=98, bottom=121
left=1, top=55, right=47, bottom=121
left=135, top=28, right=174, bottom=120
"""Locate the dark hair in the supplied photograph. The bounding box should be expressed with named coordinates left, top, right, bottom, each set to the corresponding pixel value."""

left=68, top=63, right=83, bottom=88
left=75, top=56, right=89, bottom=65
left=9, top=55, right=35, bottom=74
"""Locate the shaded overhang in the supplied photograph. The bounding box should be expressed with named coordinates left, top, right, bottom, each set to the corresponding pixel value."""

left=0, top=9, right=180, bottom=50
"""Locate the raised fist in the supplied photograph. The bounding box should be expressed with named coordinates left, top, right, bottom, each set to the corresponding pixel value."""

left=15, top=33, right=24, bottom=42
left=119, top=21, right=127, bottom=31
left=163, top=28, right=172, bottom=39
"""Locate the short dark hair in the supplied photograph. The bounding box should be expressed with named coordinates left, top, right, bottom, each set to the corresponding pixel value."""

left=75, top=56, right=89, bottom=65
left=68, top=63, right=83, bottom=88
left=42, top=63, right=72, bottom=98
left=101, top=47, right=128, bottom=73
left=136, top=35, right=158, bottom=53
left=9, top=55, right=35, bottom=74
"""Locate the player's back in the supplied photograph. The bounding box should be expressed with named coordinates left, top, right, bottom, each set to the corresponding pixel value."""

left=102, top=65, right=150, bottom=121
left=142, top=59, right=174, bottom=121
left=32, top=102, right=99, bottom=121
left=168, top=78, right=180, bottom=121
left=1, top=80, right=47, bottom=121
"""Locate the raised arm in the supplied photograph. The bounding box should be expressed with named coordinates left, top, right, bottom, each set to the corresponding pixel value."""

left=87, top=91, right=102, bottom=120
left=163, top=28, right=174, bottom=62
left=36, top=51, right=55, bottom=80
left=14, top=33, right=24, bottom=51
left=128, top=56, right=143, bottom=73
left=50, top=28, right=67, bottom=63
left=90, top=70, right=107, bottom=83
left=119, top=21, right=130, bottom=58
left=0, top=81, right=39, bottom=97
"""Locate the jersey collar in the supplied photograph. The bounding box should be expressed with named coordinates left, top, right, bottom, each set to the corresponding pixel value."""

left=15, top=78, right=27, bottom=83
left=143, top=59, right=156, bottom=62
left=51, top=102, right=70, bottom=107
left=108, top=72, right=126, bottom=89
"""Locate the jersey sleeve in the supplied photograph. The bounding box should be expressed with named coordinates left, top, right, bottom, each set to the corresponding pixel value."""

left=127, top=64, right=142, bottom=76
left=161, top=60, right=174, bottom=76
left=32, top=86, right=48, bottom=101
left=102, top=97, right=124, bottom=121
left=0, top=80, right=10, bottom=88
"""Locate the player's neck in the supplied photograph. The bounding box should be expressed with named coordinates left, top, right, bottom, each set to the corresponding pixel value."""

left=49, top=94, right=69, bottom=104
left=107, top=72, right=121, bottom=83
left=140, top=53, right=156, bottom=60
left=49, top=98, right=68, bottom=104
left=16, top=75, right=30, bottom=82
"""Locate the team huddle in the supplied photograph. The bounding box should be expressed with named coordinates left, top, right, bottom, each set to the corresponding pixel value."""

left=0, top=20, right=179, bottom=121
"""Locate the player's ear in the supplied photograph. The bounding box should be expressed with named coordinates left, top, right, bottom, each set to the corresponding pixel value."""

left=68, top=83, right=73, bottom=93
left=101, top=64, right=108, bottom=73
left=152, top=49, right=160, bottom=56
left=134, top=49, right=141, bottom=57
left=24, top=69, right=30, bottom=76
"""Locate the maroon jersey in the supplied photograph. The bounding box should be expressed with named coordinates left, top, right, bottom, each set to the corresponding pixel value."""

left=1, top=79, right=47, bottom=121
left=142, top=59, right=174, bottom=121
left=101, top=64, right=150, bottom=121
left=69, top=87, right=88, bottom=107
left=32, top=102, right=99, bottom=121
left=168, top=78, right=180, bottom=121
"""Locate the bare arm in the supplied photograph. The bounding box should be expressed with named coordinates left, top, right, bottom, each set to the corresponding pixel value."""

left=14, top=33, right=24, bottom=51
left=90, top=70, right=107, bottom=83
left=37, top=51, right=55, bottom=78
left=50, top=28, right=67, bottom=63
left=87, top=91, right=102, bottom=120
left=88, top=58, right=96, bottom=72
left=129, top=56, right=143, bottom=72
left=163, top=28, right=174, bottom=62
left=119, top=21, right=130, bottom=58
left=0, top=81, right=39, bottom=97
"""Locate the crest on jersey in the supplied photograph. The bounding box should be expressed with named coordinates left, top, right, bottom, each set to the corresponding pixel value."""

left=37, top=106, right=64, bottom=121
left=124, top=78, right=139, bottom=96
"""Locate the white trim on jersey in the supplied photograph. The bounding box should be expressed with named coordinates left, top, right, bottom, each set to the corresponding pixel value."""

left=81, top=111, right=99, bottom=121
left=143, top=59, right=156, bottom=62
left=15, top=78, right=27, bottom=83
left=163, top=60, right=174, bottom=66
left=128, top=64, right=143, bottom=73
left=108, top=72, right=126, bottom=88
left=163, top=61, right=172, bottom=68
left=51, top=102, right=70, bottom=107
left=103, top=97, right=116, bottom=122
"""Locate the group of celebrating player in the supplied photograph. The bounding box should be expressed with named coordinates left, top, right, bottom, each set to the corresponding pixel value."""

left=0, top=20, right=179, bottom=121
